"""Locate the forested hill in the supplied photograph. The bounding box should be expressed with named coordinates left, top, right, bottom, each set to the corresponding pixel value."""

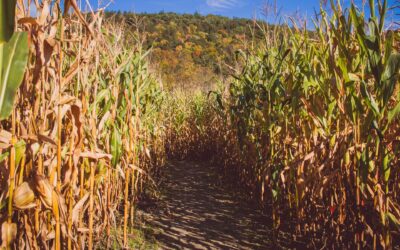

left=106, top=12, right=266, bottom=90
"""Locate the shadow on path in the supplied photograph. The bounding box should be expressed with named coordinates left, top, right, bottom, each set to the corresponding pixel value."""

left=137, top=160, right=274, bottom=250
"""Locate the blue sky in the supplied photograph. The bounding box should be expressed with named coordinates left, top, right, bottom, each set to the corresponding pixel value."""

left=98, top=0, right=398, bottom=21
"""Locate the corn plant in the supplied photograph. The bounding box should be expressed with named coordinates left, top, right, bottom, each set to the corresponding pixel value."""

left=0, top=1, right=166, bottom=249
left=166, top=1, right=400, bottom=248
left=0, top=1, right=30, bottom=249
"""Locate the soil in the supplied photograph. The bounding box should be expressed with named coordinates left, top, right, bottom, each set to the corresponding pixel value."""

left=136, top=160, right=275, bottom=250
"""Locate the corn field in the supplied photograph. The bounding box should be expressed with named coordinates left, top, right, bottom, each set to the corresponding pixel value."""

left=0, top=1, right=166, bottom=249
left=1, top=0, right=400, bottom=249
left=167, top=1, right=400, bottom=248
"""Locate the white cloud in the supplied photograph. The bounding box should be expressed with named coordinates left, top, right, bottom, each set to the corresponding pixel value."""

left=206, top=0, right=239, bottom=9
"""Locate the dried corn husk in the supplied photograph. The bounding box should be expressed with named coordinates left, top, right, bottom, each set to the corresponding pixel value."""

left=1, top=222, right=17, bottom=248
left=33, top=174, right=53, bottom=209
left=13, top=182, right=36, bottom=210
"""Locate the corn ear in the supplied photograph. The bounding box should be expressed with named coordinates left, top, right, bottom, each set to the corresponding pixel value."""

left=13, top=182, right=36, bottom=210
left=32, top=174, right=54, bottom=209
left=1, top=222, right=17, bottom=248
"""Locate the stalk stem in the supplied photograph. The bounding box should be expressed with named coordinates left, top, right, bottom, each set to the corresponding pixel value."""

left=8, top=109, right=16, bottom=223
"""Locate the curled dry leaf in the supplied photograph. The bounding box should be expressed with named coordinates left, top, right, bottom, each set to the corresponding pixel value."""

left=59, top=95, right=76, bottom=106
left=62, top=59, right=80, bottom=86
left=72, top=193, right=90, bottom=224
left=21, top=133, right=57, bottom=147
left=0, top=130, right=12, bottom=144
left=79, top=152, right=112, bottom=160
left=42, top=38, right=56, bottom=66
left=18, top=17, right=39, bottom=26
left=129, top=164, right=147, bottom=175
left=145, top=147, right=151, bottom=159
left=70, top=103, right=83, bottom=148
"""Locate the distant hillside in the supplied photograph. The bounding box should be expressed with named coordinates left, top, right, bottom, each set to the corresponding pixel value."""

left=106, top=12, right=266, bottom=90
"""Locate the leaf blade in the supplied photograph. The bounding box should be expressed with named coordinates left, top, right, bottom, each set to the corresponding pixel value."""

left=0, top=32, right=29, bottom=120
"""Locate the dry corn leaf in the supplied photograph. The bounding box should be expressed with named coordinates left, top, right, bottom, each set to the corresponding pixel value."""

left=79, top=152, right=112, bottom=160
left=72, top=193, right=89, bottom=224
left=0, top=130, right=12, bottom=144
left=18, top=17, right=39, bottom=26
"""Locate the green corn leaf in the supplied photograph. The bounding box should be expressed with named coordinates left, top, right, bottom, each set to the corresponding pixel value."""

left=388, top=104, right=400, bottom=127
left=0, top=0, right=16, bottom=43
left=0, top=151, right=9, bottom=162
left=360, top=148, right=369, bottom=187
left=95, top=89, right=111, bottom=104
left=0, top=199, right=6, bottom=210
left=0, top=43, right=3, bottom=94
left=384, top=31, right=394, bottom=63
left=272, top=189, right=278, bottom=200
left=387, top=212, right=400, bottom=229
left=382, top=53, right=400, bottom=105
left=360, top=81, right=380, bottom=117
left=350, top=6, right=369, bottom=57
left=89, top=88, right=111, bottom=113
left=1, top=32, right=29, bottom=120
left=15, top=140, right=26, bottom=168
left=369, top=0, right=376, bottom=19
left=383, top=149, right=390, bottom=182
left=111, top=126, right=122, bottom=167
left=378, top=0, right=387, bottom=32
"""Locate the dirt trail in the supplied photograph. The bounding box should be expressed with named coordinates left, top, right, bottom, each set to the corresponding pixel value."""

left=137, top=160, right=273, bottom=250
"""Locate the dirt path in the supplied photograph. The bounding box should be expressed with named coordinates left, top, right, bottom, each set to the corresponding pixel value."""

left=137, top=160, right=273, bottom=250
